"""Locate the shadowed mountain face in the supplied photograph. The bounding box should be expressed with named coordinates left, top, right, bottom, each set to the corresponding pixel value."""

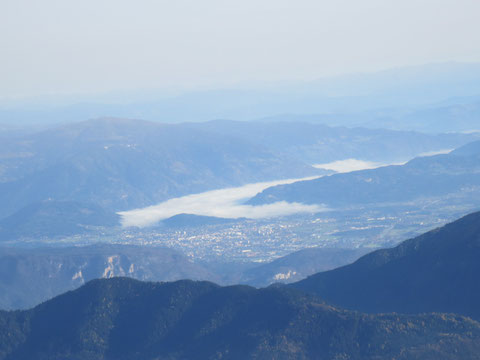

left=249, top=140, right=480, bottom=207
left=291, top=211, right=480, bottom=320
left=0, top=118, right=318, bottom=218
left=1, top=277, right=480, bottom=360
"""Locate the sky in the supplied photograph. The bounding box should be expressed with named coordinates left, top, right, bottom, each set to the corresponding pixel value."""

left=2, top=0, right=480, bottom=100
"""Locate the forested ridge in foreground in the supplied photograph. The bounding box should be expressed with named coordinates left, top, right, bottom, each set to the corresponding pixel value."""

left=1, top=277, right=479, bottom=360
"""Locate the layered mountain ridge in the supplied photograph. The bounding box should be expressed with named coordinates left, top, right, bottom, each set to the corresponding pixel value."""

left=1, top=194, right=480, bottom=358
left=291, top=210, right=480, bottom=320
left=0, top=118, right=320, bottom=218
left=249, top=140, right=480, bottom=207
left=1, top=117, right=477, bottom=223
left=0, top=244, right=367, bottom=310
left=1, top=277, right=479, bottom=360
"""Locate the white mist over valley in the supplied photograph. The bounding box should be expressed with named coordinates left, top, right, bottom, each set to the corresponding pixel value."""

left=120, top=156, right=425, bottom=228
left=119, top=176, right=324, bottom=227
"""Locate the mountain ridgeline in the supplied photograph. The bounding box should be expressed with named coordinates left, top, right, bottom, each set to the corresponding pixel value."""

left=1, top=117, right=478, bottom=222
left=0, top=245, right=367, bottom=310
left=0, top=118, right=320, bottom=219
left=1, top=210, right=480, bottom=358
left=184, top=119, right=478, bottom=163
left=2, top=62, right=480, bottom=132
left=249, top=140, right=480, bottom=207
left=1, top=277, right=480, bottom=360
left=291, top=210, right=480, bottom=320
left=0, top=183, right=480, bottom=360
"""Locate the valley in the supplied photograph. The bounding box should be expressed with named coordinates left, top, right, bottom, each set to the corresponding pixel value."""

left=1, top=117, right=480, bottom=314
left=3, top=3, right=480, bottom=357
left=23, top=198, right=472, bottom=263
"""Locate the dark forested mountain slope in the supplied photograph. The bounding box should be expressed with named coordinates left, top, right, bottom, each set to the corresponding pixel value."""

left=1, top=277, right=480, bottom=360
left=249, top=140, right=480, bottom=207
left=292, top=210, right=480, bottom=320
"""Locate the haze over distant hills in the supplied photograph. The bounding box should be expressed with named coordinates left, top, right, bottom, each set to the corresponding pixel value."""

left=0, top=118, right=318, bottom=218
left=184, top=119, right=475, bottom=163
left=260, top=97, right=480, bottom=134
left=2, top=62, right=480, bottom=133
left=1, top=117, right=475, bottom=224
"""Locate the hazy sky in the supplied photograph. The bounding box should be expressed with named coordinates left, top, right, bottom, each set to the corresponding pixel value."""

left=2, top=0, right=480, bottom=100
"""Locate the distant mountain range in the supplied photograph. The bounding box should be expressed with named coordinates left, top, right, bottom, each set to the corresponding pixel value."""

left=1, top=277, right=479, bottom=360
left=363, top=97, right=480, bottom=133
left=260, top=96, right=480, bottom=134
left=1, top=117, right=477, bottom=224
left=249, top=140, right=480, bottom=208
left=2, top=62, right=480, bottom=132
left=184, top=119, right=477, bottom=163
left=0, top=118, right=320, bottom=219
left=292, top=210, right=480, bottom=320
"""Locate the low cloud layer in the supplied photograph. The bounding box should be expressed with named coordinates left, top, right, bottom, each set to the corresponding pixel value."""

left=314, top=152, right=453, bottom=174
left=119, top=176, right=324, bottom=228
left=313, top=159, right=389, bottom=173
left=417, top=149, right=453, bottom=157
left=120, top=152, right=450, bottom=228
